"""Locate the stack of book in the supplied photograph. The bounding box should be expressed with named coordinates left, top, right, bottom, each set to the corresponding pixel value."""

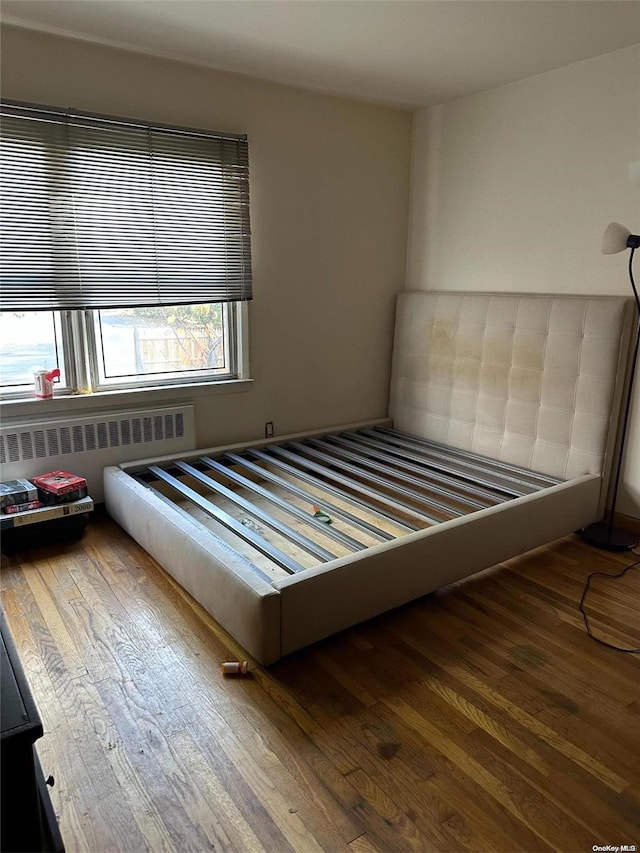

left=0, top=478, right=41, bottom=515
left=1, top=471, right=93, bottom=531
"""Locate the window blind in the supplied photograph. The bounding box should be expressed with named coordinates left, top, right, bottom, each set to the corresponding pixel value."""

left=0, top=101, right=252, bottom=311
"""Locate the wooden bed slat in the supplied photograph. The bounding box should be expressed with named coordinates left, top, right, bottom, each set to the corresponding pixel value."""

left=147, top=465, right=305, bottom=574
left=224, top=451, right=395, bottom=542
left=315, top=435, right=490, bottom=512
left=362, top=428, right=533, bottom=496
left=342, top=431, right=509, bottom=504
left=272, top=445, right=438, bottom=525
left=246, top=448, right=419, bottom=532
left=172, top=461, right=340, bottom=563
left=288, top=441, right=455, bottom=521
left=198, top=455, right=368, bottom=552
left=378, top=426, right=561, bottom=486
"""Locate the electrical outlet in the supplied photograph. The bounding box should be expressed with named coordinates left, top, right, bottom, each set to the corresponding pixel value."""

left=265, top=421, right=274, bottom=439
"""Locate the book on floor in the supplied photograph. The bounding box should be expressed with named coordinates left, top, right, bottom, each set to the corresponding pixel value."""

left=2, top=500, right=42, bottom=514
left=0, top=496, right=94, bottom=529
left=32, top=470, right=88, bottom=501
left=0, top=478, right=38, bottom=508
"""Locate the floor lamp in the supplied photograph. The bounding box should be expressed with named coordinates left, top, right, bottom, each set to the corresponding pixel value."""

left=582, top=222, right=640, bottom=551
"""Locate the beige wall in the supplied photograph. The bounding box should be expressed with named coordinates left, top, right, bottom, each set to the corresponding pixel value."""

left=407, top=46, right=640, bottom=518
left=0, top=25, right=412, bottom=446
left=3, top=26, right=639, bottom=518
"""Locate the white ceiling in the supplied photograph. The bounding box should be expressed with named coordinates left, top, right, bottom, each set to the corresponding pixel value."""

left=2, top=1, right=640, bottom=109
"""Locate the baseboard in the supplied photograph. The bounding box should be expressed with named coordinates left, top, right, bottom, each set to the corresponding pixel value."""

left=613, top=511, right=640, bottom=536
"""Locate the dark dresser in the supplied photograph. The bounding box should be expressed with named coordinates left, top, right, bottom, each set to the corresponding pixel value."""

left=1, top=610, right=65, bottom=852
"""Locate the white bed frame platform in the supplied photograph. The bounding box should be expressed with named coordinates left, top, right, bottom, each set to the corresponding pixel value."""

left=104, top=292, right=634, bottom=664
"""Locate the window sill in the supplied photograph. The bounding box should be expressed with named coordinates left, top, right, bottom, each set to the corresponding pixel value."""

left=0, top=378, right=253, bottom=421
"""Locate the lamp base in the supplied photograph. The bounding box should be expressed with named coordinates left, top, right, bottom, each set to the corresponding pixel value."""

left=580, top=521, right=638, bottom=551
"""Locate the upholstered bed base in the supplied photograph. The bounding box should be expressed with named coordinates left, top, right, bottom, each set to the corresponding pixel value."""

left=104, top=291, right=634, bottom=665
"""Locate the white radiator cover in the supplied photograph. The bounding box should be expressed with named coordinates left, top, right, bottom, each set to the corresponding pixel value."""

left=0, top=405, right=195, bottom=502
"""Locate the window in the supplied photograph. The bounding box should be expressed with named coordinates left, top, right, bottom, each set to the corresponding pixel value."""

left=0, top=311, right=68, bottom=393
left=0, top=303, right=237, bottom=396
left=0, top=101, right=252, bottom=399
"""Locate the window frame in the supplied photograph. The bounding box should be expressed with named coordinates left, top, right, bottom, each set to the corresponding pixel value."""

left=0, top=309, right=74, bottom=398
left=85, top=301, right=239, bottom=392
left=0, top=302, right=249, bottom=401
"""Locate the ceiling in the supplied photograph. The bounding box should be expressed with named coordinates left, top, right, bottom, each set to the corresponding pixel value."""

left=2, top=1, right=640, bottom=109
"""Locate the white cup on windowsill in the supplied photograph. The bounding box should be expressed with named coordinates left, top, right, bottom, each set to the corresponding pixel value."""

left=34, top=368, right=60, bottom=399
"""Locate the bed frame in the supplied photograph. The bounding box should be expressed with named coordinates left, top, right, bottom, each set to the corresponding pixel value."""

left=104, top=291, right=634, bottom=664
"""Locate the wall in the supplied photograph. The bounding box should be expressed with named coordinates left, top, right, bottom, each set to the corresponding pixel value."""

left=0, top=25, right=412, bottom=447
left=406, top=45, right=640, bottom=518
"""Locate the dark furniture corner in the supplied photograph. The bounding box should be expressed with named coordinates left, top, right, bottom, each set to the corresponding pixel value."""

left=1, top=609, right=65, bottom=852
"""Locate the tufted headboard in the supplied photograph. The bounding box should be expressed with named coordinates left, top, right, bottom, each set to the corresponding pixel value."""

left=389, top=291, right=633, bottom=481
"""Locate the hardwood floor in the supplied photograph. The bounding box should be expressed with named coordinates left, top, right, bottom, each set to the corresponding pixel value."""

left=1, top=513, right=639, bottom=852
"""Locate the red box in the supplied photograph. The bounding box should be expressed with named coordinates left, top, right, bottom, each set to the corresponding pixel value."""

left=32, top=470, right=87, bottom=496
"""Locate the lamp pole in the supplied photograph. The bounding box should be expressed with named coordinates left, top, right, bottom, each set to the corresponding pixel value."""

left=582, top=223, right=640, bottom=551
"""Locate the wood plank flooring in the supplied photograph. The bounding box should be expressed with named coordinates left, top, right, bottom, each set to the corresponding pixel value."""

left=1, top=512, right=639, bottom=852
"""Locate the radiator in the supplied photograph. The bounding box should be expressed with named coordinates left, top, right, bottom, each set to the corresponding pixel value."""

left=0, top=405, right=195, bottom=502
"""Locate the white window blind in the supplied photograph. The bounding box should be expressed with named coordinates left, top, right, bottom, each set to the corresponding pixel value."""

left=0, top=101, right=253, bottom=311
